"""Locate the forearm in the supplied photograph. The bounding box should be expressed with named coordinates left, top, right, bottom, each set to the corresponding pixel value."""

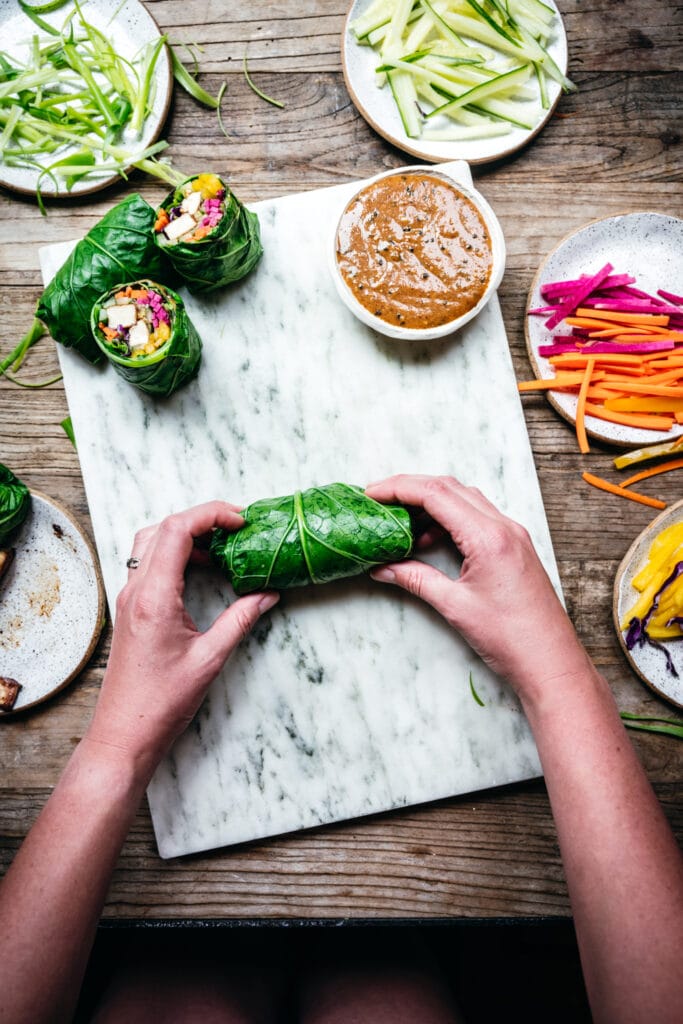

left=523, top=663, right=683, bottom=1024
left=0, top=735, right=148, bottom=1024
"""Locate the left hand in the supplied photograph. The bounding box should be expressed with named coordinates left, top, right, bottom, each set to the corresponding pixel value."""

left=86, top=501, right=279, bottom=779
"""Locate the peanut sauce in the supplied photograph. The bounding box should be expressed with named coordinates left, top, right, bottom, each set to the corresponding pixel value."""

left=336, top=172, right=493, bottom=330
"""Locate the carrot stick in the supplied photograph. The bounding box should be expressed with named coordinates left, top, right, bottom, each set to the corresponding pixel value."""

left=583, top=402, right=673, bottom=431
left=621, top=458, right=683, bottom=488
left=550, top=353, right=645, bottom=367
left=575, top=308, right=671, bottom=325
left=517, top=373, right=589, bottom=391
left=599, top=382, right=683, bottom=397
left=575, top=357, right=595, bottom=454
left=582, top=472, right=667, bottom=510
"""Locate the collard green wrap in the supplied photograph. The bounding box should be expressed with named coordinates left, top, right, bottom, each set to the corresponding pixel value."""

left=37, top=194, right=170, bottom=365
left=0, top=464, right=31, bottom=547
left=210, top=483, right=413, bottom=595
left=91, top=280, right=202, bottom=398
left=154, top=175, right=263, bottom=294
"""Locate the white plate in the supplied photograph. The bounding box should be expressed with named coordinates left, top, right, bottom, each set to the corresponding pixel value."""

left=614, top=499, right=683, bottom=709
left=525, top=212, right=683, bottom=448
left=0, top=491, right=105, bottom=715
left=0, top=0, right=172, bottom=199
left=341, top=0, right=568, bottom=165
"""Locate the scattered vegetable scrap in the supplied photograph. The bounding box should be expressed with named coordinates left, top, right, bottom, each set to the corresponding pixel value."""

left=621, top=520, right=683, bottom=677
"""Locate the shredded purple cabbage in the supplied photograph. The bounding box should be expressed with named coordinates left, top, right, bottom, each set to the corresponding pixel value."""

left=625, top=560, right=683, bottom=677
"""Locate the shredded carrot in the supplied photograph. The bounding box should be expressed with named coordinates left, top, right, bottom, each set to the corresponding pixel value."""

left=128, top=289, right=148, bottom=300
left=582, top=472, right=667, bottom=509
left=575, top=357, right=595, bottom=454
left=621, top=458, right=683, bottom=488
left=99, top=324, right=119, bottom=340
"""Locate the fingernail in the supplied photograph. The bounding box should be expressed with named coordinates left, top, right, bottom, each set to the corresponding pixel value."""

left=371, top=567, right=395, bottom=583
left=258, top=592, right=279, bottom=612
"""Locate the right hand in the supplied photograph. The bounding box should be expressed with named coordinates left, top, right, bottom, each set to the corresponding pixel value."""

left=366, top=475, right=592, bottom=707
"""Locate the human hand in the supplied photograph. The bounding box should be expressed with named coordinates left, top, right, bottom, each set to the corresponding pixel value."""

left=366, top=475, right=591, bottom=708
left=86, top=501, right=279, bottom=780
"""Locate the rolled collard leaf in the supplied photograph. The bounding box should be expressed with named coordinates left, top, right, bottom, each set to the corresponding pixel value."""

left=153, top=173, right=263, bottom=294
left=0, top=463, right=31, bottom=547
left=37, top=194, right=170, bottom=365
left=210, top=482, right=413, bottom=595
left=91, top=280, right=202, bottom=398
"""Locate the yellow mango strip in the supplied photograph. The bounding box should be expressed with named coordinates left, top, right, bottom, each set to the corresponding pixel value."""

left=606, top=398, right=683, bottom=414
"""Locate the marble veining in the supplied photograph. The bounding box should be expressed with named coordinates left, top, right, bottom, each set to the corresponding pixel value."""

left=40, top=162, right=559, bottom=858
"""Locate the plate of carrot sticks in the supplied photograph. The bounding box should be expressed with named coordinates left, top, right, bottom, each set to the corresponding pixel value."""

left=522, top=212, right=683, bottom=450
left=614, top=499, right=683, bottom=708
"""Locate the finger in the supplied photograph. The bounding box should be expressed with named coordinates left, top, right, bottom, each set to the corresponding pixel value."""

left=414, top=523, right=447, bottom=550
left=144, top=501, right=246, bottom=585
left=370, top=558, right=460, bottom=622
left=198, top=591, right=280, bottom=668
left=366, top=475, right=496, bottom=554
left=126, top=522, right=159, bottom=580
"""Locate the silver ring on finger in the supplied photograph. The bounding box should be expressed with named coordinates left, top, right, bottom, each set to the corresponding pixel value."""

left=126, top=557, right=141, bottom=569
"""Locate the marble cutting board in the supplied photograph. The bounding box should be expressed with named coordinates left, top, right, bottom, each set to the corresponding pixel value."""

left=40, top=161, right=560, bottom=859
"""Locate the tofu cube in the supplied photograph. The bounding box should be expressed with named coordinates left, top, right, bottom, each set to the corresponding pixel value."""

left=128, top=320, right=150, bottom=351
left=181, top=189, right=202, bottom=216
left=164, top=213, right=197, bottom=241
left=106, top=304, right=137, bottom=330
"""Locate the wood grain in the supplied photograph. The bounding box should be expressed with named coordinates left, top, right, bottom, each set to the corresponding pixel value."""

left=1, top=0, right=682, bottom=919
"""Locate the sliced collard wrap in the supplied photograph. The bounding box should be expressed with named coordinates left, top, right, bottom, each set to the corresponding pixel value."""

left=153, top=173, right=263, bottom=293
left=36, top=194, right=170, bottom=365
left=210, top=482, right=414, bottom=595
left=91, top=279, right=201, bottom=398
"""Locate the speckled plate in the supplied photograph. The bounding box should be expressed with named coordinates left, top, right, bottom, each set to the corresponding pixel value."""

left=614, top=499, right=683, bottom=709
left=525, top=212, right=683, bottom=448
left=341, top=0, right=568, bottom=165
left=0, top=0, right=172, bottom=199
left=0, top=491, right=105, bottom=715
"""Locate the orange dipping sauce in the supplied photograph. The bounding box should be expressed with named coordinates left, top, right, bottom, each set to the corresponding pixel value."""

left=336, top=172, right=493, bottom=331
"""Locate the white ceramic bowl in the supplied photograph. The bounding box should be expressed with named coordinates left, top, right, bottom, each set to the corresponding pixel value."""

left=329, top=164, right=506, bottom=341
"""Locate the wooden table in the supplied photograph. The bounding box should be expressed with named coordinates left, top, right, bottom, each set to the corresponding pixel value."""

left=1, top=0, right=681, bottom=919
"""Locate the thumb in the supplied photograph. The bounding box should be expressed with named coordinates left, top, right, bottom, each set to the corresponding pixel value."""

left=371, top=560, right=459, bottom=622
left=199, top=591, right=280, bottom=665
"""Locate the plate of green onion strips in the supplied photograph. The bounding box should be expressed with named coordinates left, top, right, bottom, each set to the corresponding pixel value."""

left=342, top=0, right=574, bottom=164
left=0, top=0, right=174, bottom=201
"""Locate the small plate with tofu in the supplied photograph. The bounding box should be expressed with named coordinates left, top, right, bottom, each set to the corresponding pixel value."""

left=0, top=491, right=105, bottom=715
